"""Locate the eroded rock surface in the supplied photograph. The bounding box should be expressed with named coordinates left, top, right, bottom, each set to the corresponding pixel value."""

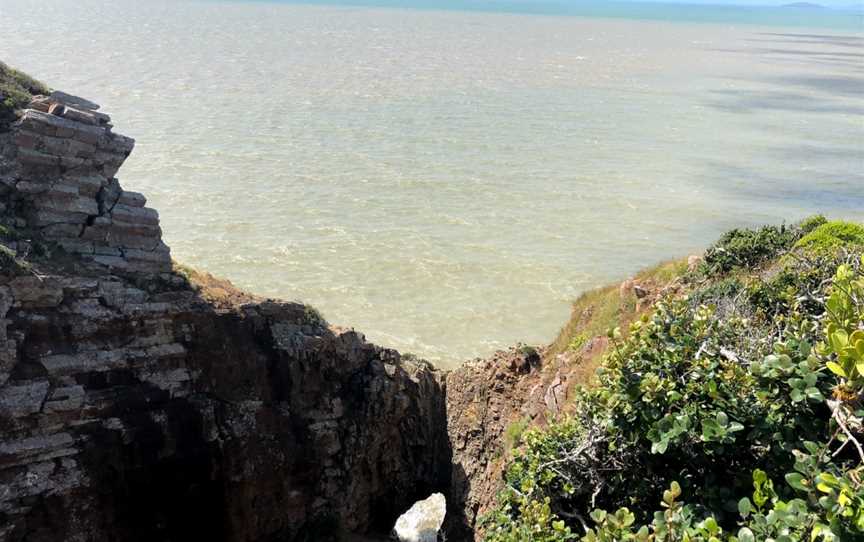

left=445, top=346, right=548, bottom=540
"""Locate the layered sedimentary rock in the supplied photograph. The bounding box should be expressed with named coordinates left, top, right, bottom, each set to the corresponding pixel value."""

left=0, top=94, right=450, bottom=541
left=5, top=92, right=169, bottom=274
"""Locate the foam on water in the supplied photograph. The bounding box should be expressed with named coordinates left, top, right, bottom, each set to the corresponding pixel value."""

left=2, top=0, right=862, bottom=366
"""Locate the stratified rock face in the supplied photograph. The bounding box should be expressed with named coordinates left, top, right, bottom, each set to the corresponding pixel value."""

left=0, top=94, right=450, bottom=541
left=2, top=92, right=170, bottom=274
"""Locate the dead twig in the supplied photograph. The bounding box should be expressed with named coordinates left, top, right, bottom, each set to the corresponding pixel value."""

left=830, top=400, right=864, bottom=464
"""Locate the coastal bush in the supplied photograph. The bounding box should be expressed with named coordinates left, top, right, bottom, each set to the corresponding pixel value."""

left=699, top=216, right=830, bottom=277
left=686, top=276, right=743, bottom=308
left=0, top=61, right=49, bottom=127
left=794, top=221, right=864, bottom=256
left=798, top=214, right=828, bottom=234
left=700, top=224, right=798, bottom=276
left=482, top=222, right=864, bottom=542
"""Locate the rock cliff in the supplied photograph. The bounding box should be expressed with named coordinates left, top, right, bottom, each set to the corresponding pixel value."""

left=445, top=346, right=582, bottom=540
left=0, top=92, right=452, bottom=541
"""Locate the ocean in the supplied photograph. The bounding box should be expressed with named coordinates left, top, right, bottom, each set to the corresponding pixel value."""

left=1, top=0, right=862, bottom=366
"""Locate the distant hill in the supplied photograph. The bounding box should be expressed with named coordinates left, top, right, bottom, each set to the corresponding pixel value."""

left=782, top=2, right=827, bottom=7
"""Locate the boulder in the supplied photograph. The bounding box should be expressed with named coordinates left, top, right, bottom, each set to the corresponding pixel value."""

left=49, top=90, right=101, bottom=111
left=393, top=493, right=447, bottom=542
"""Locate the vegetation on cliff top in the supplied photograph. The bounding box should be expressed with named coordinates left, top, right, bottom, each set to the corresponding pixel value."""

left=0, top=61, right=49, bottom=127
left=483, top=218, right=864, bottom=541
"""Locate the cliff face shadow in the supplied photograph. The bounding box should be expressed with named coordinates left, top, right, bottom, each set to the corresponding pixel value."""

left=755, top=32, right=864, bottom=48
left=692, top=29, right=864, bottom=206
left=705, top=31, right=864, bottom=115
left=706, top=87, right=864, bottom=115
left=691, top=160, right=864, bottom=212
left=445, top=461, right=473, bottom=541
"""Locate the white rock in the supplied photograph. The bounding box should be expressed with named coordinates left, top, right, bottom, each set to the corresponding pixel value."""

left=393, top=493, right=446, bottom=542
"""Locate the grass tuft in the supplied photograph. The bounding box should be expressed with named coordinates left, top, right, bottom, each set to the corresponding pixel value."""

left=0, top=61, right=49, bottom=128
left=548, top=258, right=687, bottom=364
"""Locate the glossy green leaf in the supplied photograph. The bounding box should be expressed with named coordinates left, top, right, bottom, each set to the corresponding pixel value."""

left=785, top=472, right=808, bottom=491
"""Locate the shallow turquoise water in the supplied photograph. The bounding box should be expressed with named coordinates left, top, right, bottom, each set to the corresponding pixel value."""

left=240, top=0, right=864, bottom=30
left=1, top=0, right=862, bottom=365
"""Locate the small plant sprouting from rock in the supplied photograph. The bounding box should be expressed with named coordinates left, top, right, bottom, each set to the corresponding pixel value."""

left=567, top=333, right=588, bottom=352
left=303, top=305, right=325, bottom=327
left=0, top=245, right=31, bottom=275
left=0, top=224, right=21, bottom=241
left=504, top=418, right=531, bottom=450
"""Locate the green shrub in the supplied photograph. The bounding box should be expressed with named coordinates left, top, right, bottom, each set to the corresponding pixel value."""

left=584, top=461, right=864, bottom=541
left=482, top=236, right=864, bottom=541
left=687, top=276, right=743, bottom=308
left=794, top=221, right=864, bottom=256
left=746, top=254, right=842, bottom=319
left=798, top=214, right=828, bottom=234
left=701, top=224, right=798, bottom=276
left=567, top=333, right=589, bottom=352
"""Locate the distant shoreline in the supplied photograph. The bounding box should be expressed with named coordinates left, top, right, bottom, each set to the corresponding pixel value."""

left=230, top=0, right=864, bottom=30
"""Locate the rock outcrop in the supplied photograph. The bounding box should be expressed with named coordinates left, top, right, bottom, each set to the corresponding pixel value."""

left=444, top=340, right=617, bottom=540
left=446, top=346, right=551, bottom=540
left=0, top=93, right=451, bottom=541
left=4, top=92, right=169, bottom=274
